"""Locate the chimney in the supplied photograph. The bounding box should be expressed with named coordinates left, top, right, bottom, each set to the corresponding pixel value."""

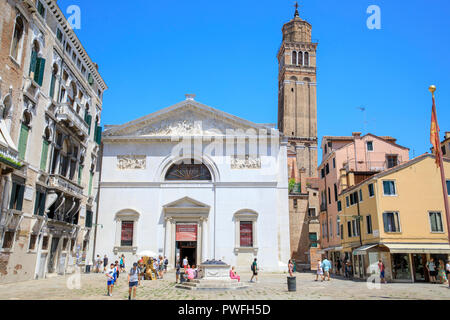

left=347, top=171, right=355, bottom=188
left=299, top=168, right=307, bottom=194
left=446, top=132, right=450, bottom=139
left=352, top=132, right=362, bottom=139
left=340, top=168, right=348, bottom=191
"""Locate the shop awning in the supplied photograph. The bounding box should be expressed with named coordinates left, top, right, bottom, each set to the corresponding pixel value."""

left=381, top=243, right=450, bottom=254
left=353, top=244, right=379, bottom=256
left=0, top=120, right=18, bottom=151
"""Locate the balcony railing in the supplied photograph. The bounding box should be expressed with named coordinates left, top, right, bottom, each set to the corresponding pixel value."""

left=343, top=158, right=406, bottom=173
left=56, top=103, right=89, bottom=139
left=48, top=174, right=84, bottom=196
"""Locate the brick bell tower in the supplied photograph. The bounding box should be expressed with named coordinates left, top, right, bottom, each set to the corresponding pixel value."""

left=277, top=4, right=318, bottom=177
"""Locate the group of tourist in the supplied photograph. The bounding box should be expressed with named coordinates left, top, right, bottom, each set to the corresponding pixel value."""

left=317, top=256, right=450, bottom=284
left=426, top=258, right=449, bottom=284
left=104, top=259, right=141, bottom=300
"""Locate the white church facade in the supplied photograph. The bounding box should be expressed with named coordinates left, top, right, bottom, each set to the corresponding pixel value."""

left=95, top=96, right=291, bottom=271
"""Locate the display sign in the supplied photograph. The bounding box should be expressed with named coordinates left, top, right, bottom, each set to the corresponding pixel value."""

left=176, top=224, right=198, bottom=242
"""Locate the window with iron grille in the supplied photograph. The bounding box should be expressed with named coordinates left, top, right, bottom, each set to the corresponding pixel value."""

left=240, top=222, right=253, bottom=247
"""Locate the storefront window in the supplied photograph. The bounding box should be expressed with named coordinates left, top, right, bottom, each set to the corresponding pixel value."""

left=392, top=253, right=411, bottom=280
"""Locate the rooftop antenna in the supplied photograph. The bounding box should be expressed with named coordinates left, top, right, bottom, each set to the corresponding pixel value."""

left=356, top=106, right=367, bottom=134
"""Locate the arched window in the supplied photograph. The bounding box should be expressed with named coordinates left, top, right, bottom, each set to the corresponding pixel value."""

left=298, top=51, right=304, bottom=66
left=234, top=210, right=258, bottom=250
left=68, top=82, right=77, bottom=107
left=292, top=51, right=297, bottom=65
left=304, top=52, right=309, bottom=66
left=165, top=159, right=212, bottom=181
left=10, top=16, right=24, bottom=62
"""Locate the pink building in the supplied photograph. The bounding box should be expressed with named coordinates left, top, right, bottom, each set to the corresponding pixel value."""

left=318, top=132, right=410, bottom=269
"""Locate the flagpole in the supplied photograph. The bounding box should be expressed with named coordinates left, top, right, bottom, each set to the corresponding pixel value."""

left=429, top=86, right=450, bottom=286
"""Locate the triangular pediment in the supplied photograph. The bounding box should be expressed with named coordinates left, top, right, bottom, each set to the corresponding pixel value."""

left=104, top=100, right=273, bottom=138
left=163, top=197, right=210, bottom=209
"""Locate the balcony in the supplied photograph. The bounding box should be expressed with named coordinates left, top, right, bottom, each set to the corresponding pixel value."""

left=343, top=157, right=405, bottom=173
left=56, top=103, right=89, bottom=140
left=48, top=174, right=84, bottom=197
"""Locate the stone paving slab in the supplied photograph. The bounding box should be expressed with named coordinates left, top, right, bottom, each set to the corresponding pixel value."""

left=0, top=271, right=449, bottom=300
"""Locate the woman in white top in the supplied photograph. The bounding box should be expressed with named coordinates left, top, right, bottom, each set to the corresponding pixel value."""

left=315, top=259, right=323, bottom=281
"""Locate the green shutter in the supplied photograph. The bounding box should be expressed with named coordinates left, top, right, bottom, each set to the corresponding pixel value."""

left=33, top=57, right=41, bottom=83
left=37, top=58, right=46, bottom=86
left=16, top=185, right=25, bottom=211
left=78, top=165, right=83, bottom=185
left=29, top=50, right=37, bottom=76
left=34, top=191, right=40, bottom=215
left=88, top=172, right=93, bottom=196
left=86, top=115, right=92, bottom=134
left=49, top=74, right=56, bottom=99
left=18, top=124, right=29, bottom=160
left=39, top=192, right=46, bottom=216
left=96, top=126, right=102, bottom=145
left=9, top=182, right=17, bottom=209
left=40, top=140, right=49, bottom=171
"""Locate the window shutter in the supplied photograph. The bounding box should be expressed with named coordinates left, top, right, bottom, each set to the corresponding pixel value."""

left=78, top=165, right=83, bottom=185
left=39, top=192, right=46, bottom=216
left=88, top=172, right=93, bottom=196
left=37, top=58, right=46, bottom=86
left=18, top=123, right=29, bottom=160
left=40, top=140, right=49, bottom=171
left=34, top=191, right=40, bottom=215
left=9, top=182, right=17, bottom=209
left=96, top=126, right=102, bottom=145
left=16, top=185, right=25, bottom=211
left=29, top=50, right=37, bottom=76
left=86, top=114, right=92, bottom=134
left=49, top=74, right=56, bottom=99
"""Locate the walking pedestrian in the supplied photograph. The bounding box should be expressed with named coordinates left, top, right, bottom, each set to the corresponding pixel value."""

left=336, top=259, right=342, bottom=276
left=164, top=256, right=169, bottom=273
left=120, top=254, right=125, bottom=272
left=114, top=261, right=120, bottom=279
left=378, top=259, right=386, bottom=283
left=446, top=260, right=450, bottom=280
left=106, top=263, right=115, bottom=296
left=128, top=262, right=141, bottom=300
left=315, top=259, right=323, bottom=281
left=103, top=255, right=108, bottom=272
left=183, top=256, right=188, bottom=268
left=322, top=257, right=332, bottom=281
left=176, top=260, right=181, bottom=283
left=438, top=260, right=448, bottom=284
left=426, top=258, right=437, bottom=283
left=250, top=258, right=258, bottom=283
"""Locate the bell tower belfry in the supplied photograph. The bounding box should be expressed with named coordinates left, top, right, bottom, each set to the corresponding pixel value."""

left=277, top=3, right=318, bottom=177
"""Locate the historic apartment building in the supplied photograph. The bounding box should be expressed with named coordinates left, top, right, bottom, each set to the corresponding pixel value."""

left=277, top=7, right=320, bottom=268
left=318, top=133, right=410, bottom=269
left=0, top=0, right=107, bottom=284
left=338, top=154, right=450, bottom=283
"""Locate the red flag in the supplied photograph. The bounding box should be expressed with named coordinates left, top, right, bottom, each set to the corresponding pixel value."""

left=430, top=95, right=441, bottom=167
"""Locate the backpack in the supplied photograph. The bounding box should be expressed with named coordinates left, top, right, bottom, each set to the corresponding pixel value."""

left=251, top=262, right=255, bottom=271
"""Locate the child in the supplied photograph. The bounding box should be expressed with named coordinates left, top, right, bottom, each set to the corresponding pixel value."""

left=106, top=263, right=115, bottom=296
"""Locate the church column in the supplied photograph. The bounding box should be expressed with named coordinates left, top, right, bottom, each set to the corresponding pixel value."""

left=201, top=217, right=208, bottom=262
left=164, top=217, right=172, bottom=258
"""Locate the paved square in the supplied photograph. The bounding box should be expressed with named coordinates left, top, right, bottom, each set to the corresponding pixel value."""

left=1, top=271, right=450, bottom=300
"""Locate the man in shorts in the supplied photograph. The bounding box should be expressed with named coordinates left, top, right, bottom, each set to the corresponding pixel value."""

left=250, top=258, right=258, bottom=283
left=106, top=263, right=115, bottom=296
left=128, top=262, right=140, bottom=300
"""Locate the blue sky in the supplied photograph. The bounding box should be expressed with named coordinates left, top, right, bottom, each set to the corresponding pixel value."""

left=59, top=0, right=450, bottom=161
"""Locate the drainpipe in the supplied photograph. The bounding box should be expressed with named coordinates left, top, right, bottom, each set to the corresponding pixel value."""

left=92, top=142, right=103, bottom=265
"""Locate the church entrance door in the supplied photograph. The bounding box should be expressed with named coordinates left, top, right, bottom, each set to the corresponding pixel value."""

left=175, top=224, right=198, bottom=267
